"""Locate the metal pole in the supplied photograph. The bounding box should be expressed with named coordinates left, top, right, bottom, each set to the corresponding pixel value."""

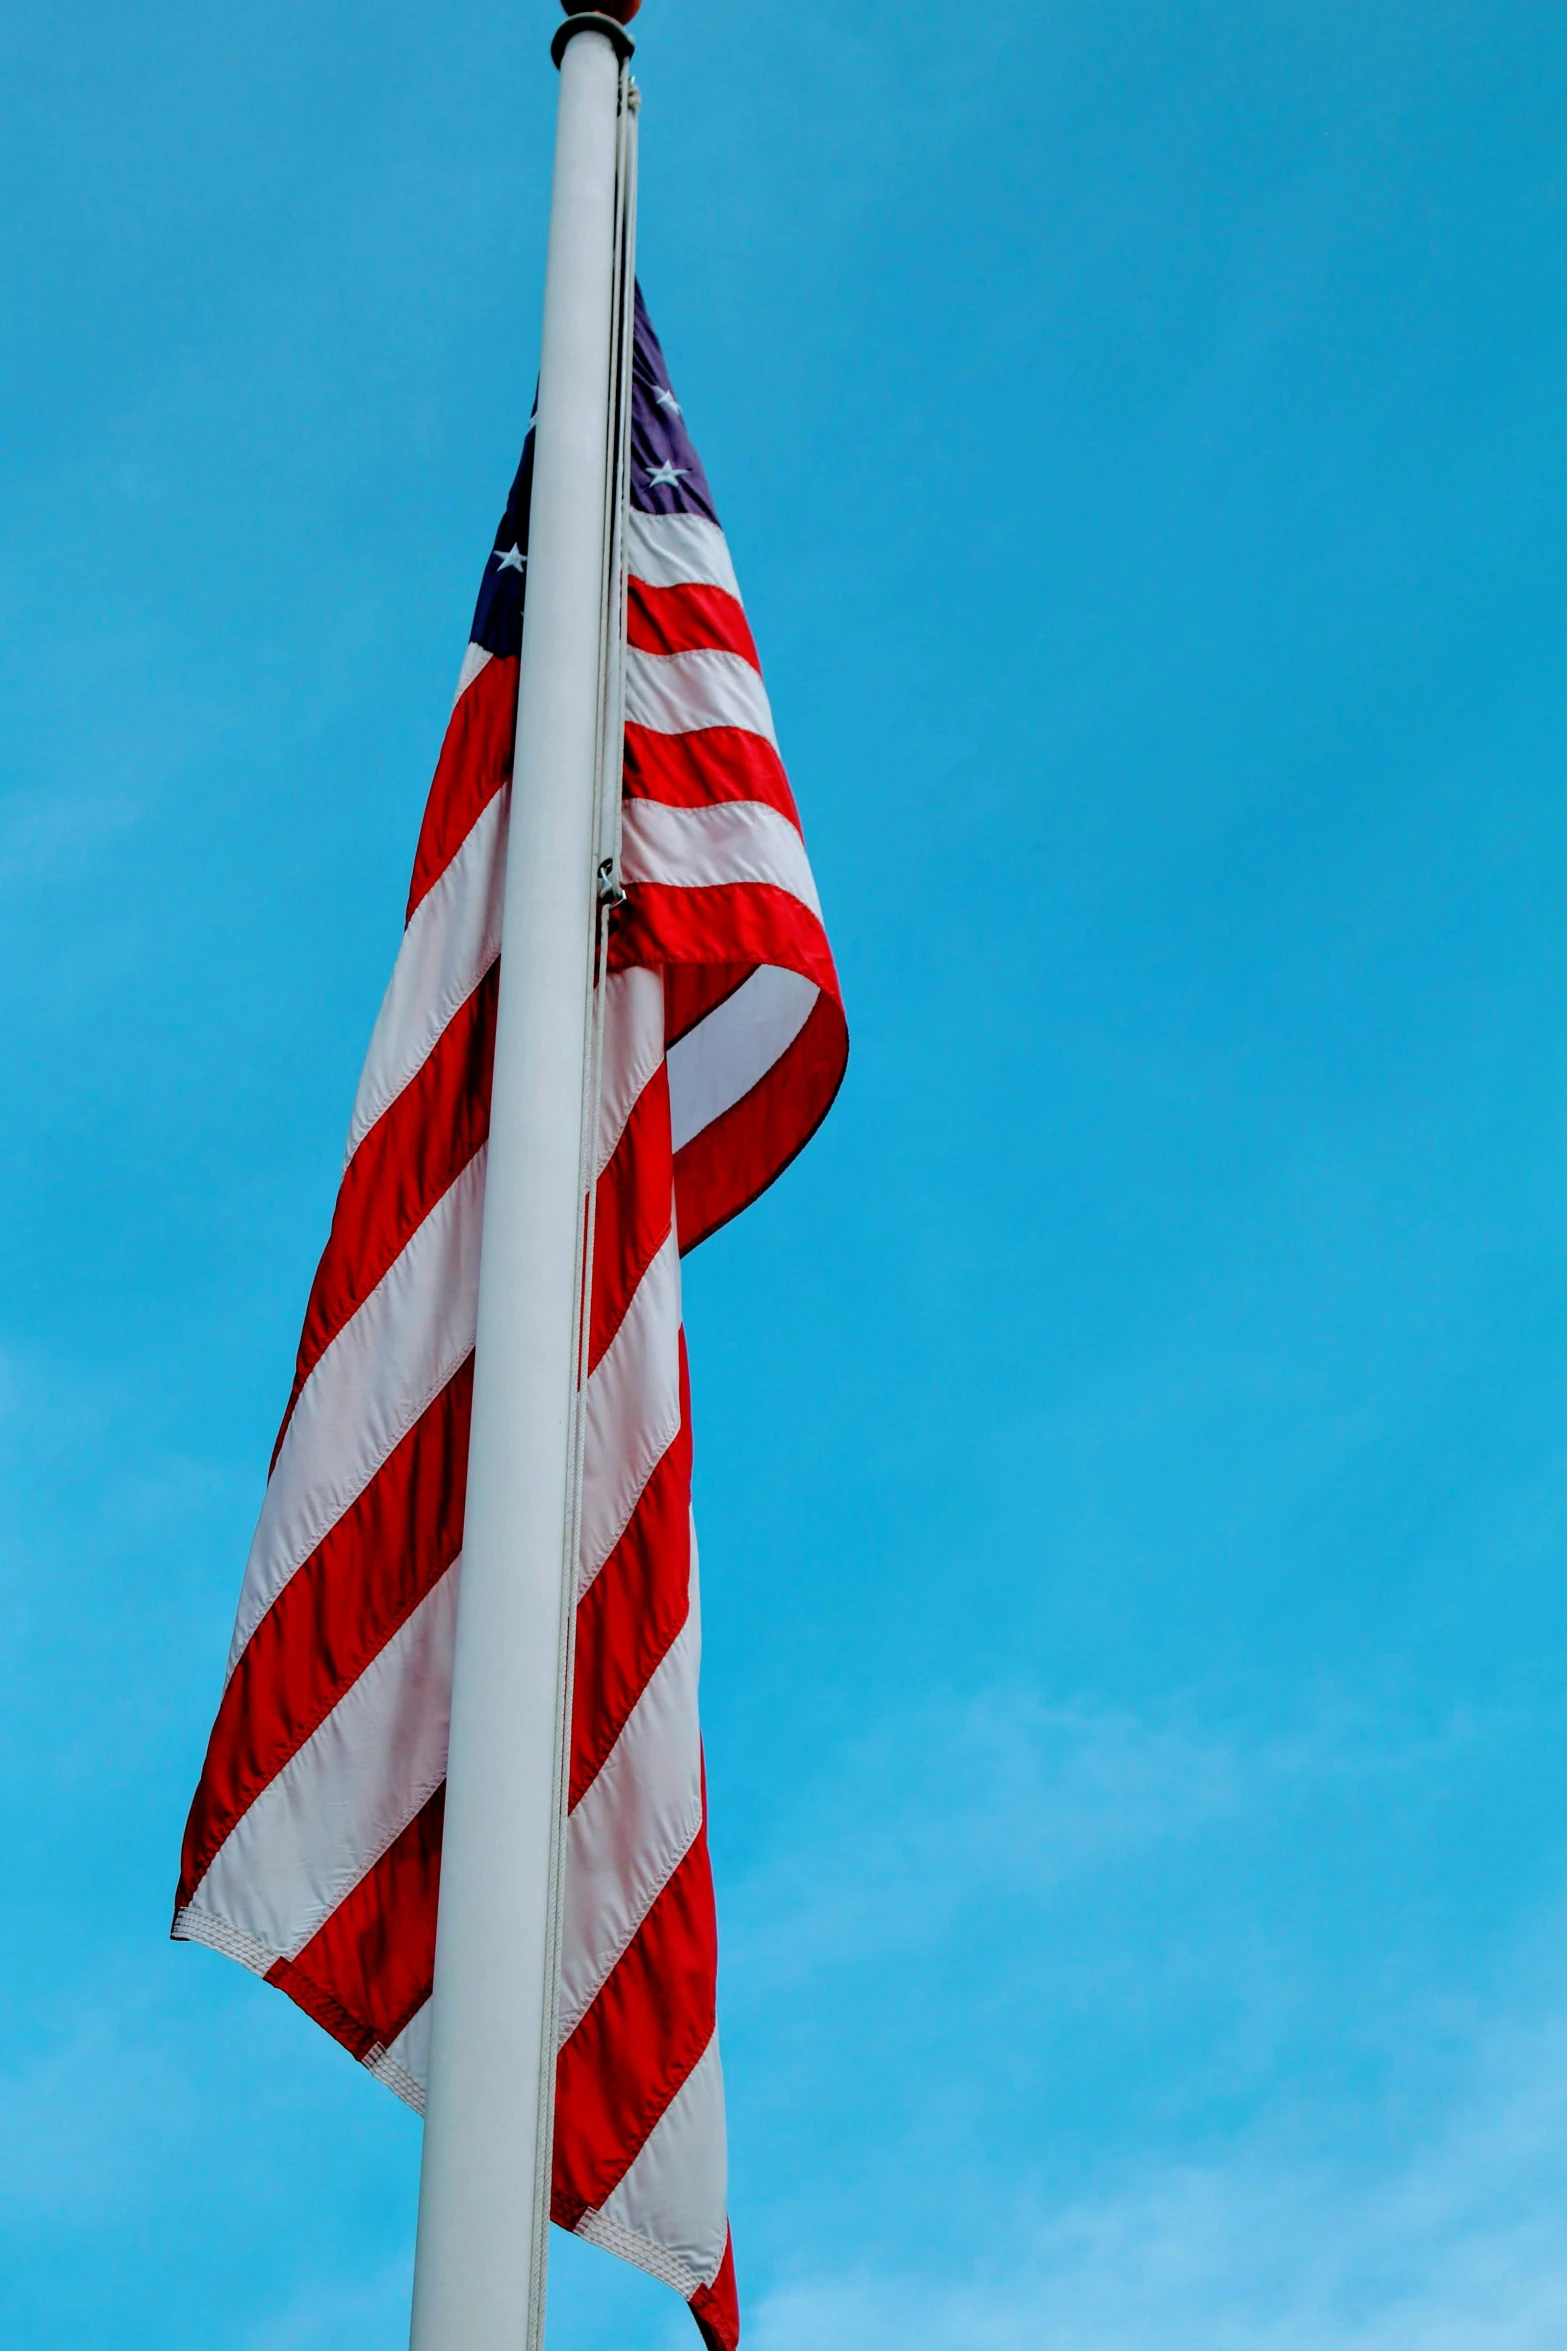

left=408, top=19, right=632, bottom=2349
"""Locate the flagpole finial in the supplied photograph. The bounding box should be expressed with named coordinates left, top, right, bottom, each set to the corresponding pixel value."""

left=553, top=6, right=637, bottom=65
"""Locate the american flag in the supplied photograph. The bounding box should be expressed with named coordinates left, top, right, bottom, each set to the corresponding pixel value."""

left=173, top=289, right=847, bottom=2351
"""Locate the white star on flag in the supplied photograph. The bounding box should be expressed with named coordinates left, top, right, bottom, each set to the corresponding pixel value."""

left=653, top=386, right=683, bottom=417
left=493, top=544, right=526, bottom=573
left=645, top=460, right=688, bottom=489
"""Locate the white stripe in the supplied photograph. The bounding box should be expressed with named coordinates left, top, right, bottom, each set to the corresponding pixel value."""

left=625, top=647, right=776, bottom=749
left=557, top=1582, right=704, bottom=2043
left=596, top=966, right=667, bottom=1179
left=668, top=965, right=819, bottom=1156
left=579, top=1224, right=683, bottom=1593
left=580, top=2034, right=729, bottom=2290
left=194, top=1563, right=458, bottom=1962
left=228, top=1151, right=485, bottom=1670
left=370, top=1999, right=432, bottom=2110
left=451, top=640, right=493, bottom=711
left=627, top=509, right=741, bottom=602
left=621, top=798, right=823, bottom=924
left=346, top=785, right=509, bottom=1164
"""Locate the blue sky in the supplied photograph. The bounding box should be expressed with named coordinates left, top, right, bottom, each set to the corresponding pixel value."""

left=4, top=1, right=1567, bottom=2344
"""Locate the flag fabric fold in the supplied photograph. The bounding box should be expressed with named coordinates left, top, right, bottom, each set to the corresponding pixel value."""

left=173, top=290, right=846, bottom=2351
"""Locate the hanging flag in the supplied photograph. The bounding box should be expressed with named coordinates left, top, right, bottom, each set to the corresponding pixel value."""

left=173, top=290, right=847, bottom=2351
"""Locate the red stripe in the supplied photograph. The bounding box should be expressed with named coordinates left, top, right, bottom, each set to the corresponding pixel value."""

left=551, top=1826, right=718, bottom=2227
left=589, top=1062, right=673, bottom=1374
left=406, top=652, right=516, bottom=922
left=664, top=962, right=753, bottom=1052
left=267, top=1784, right=442, bottom=2058
left=570, top=1342, right=692, bottom=1807
left=691, top=2232, right=740, bottom=2351
left=623, top=723, right=800, bottom=826
left=275, top=965, right=496, bottom=1457
left=674, top=991, right=849, bottom=1254
left=627, top=578, right=758, bottom=670
left=611, top=881, right=840, bottom=1007
left=178, top=1366, right=472, bottom=1901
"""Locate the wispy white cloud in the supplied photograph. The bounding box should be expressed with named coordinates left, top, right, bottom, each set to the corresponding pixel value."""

left=750, top=1998, right=1567, bottom=2350
left=724, top=1684, right=1475, bottom=1985
left=725, top=1689, right=1566, bottom=2351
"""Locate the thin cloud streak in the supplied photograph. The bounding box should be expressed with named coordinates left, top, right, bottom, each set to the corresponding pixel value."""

left=723, top=1685, right=1480, bottom=1983
left=721, top=1689, right=1565, bottom=2349
left=751, top=1999, right=1567, bottom=2350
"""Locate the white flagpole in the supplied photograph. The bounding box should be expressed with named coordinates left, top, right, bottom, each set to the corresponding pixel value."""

left=408, top=14, right=637, bottom=2350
